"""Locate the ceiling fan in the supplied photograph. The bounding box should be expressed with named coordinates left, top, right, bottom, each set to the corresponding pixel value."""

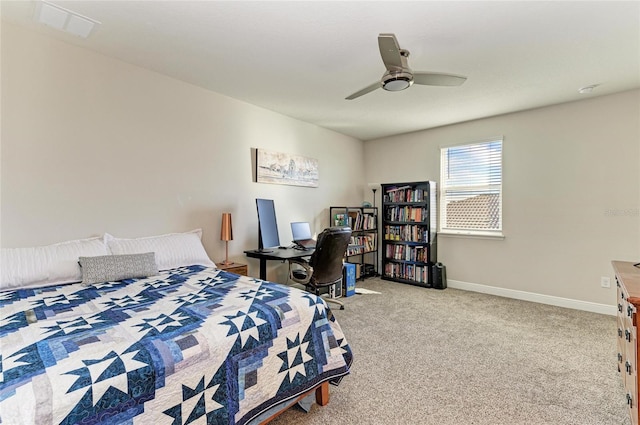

left=345, top=33, right=467, bottom=100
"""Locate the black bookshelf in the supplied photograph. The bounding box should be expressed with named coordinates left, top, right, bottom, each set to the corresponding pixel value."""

left=381, top=181, right=437, bottom=287
left=330, top=206, right=378, bottom=280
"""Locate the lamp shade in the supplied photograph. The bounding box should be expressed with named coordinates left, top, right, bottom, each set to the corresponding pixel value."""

left=220, top=213, right=233, bottom=241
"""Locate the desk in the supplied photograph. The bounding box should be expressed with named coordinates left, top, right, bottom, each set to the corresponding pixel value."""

left=244, top=247, right=314, bottom=280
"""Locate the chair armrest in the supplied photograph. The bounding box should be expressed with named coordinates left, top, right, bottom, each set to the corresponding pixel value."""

left=288, top=258, right=313, bottom=284
left=288, top=257, right=309, bottom=266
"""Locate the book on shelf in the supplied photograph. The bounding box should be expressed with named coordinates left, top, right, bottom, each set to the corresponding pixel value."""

left=384, top=244, right=428, bottom=262
left=384, top=186, right=428, bottom=203
left=383, top=224, right=428, bottom=242
left=334, top=211, right=377, bottom=231
left=383, top=262, right=430, bottom=283
left=347, top=233, right=377, bottom=256
left=385, top=185, right=411, bottom=192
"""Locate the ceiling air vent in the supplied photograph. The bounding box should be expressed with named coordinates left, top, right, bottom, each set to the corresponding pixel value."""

left=35, top=1, right=100, bottom=39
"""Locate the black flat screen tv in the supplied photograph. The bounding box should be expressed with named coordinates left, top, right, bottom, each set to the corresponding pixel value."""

left=256, top=198, right=281, bottom=252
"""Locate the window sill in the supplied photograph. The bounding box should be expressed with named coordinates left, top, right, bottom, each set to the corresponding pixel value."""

left=438, top=231, right=505, bottom=240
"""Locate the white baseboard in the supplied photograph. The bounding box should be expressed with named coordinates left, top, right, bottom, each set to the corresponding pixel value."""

left=448, top=279, right=616, bottom=316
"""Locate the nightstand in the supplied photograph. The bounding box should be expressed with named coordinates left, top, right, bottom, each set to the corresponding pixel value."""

left=217, top=262, right=248, bottom=276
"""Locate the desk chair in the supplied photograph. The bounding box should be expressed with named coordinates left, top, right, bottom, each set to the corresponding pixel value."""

left=287, top=226, right=352, bottom=310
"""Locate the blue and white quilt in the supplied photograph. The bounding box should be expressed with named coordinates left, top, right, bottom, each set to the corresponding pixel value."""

left=0, top=265, right=352, bottom=424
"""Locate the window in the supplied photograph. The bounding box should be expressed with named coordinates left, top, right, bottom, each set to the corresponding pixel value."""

left=439, top=139, right=503, bottom=236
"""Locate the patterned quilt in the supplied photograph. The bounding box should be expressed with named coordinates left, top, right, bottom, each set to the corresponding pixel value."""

left=0, top=265, right=352, bottom=424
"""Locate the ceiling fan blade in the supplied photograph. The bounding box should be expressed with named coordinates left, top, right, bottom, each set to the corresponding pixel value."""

left=345, top=81, right=382, bottom=100
left=378, top=33, right=403, bottom=71
left=413, top=72, right=467, bottom=86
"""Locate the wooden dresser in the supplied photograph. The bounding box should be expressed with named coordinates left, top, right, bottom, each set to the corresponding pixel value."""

left=613, top=260, right=640, bottom=425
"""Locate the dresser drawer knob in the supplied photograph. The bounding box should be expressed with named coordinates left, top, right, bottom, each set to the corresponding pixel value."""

left=626, top=361, right=633, bottom=374
left=626, top=329, right=632, bottom=342
left=619, top=303, right=624, bottom=312
left=628, top=393, right=633, bottom=407
left=619, top=353, right=624, bottom=363
left=619, top=328, right=624, bottom=338
left=628, top=305, right=634, bottom=317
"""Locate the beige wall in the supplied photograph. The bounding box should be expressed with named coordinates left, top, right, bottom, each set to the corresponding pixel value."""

left=3, top=22, right=639, bottom=308
left=0, top=23, right=365, bottom=283
left=365, top=89, right=640, bottom=306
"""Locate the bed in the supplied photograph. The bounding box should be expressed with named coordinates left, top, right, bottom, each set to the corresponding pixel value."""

left=0, top=230, right=352, bottom=424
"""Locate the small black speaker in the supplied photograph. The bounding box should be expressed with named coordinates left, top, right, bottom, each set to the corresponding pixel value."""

left=432, top=262, right=447, bottom=290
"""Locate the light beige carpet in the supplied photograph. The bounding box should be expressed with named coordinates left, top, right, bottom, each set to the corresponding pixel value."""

left=270, top=277, right=629, bottom=425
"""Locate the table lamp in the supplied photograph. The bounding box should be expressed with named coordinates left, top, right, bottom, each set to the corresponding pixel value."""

left=220, top=212, right=233, bottom=265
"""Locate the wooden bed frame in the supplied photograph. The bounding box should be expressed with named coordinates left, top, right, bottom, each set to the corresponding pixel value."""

left=261, top=381, right=329, bottom=424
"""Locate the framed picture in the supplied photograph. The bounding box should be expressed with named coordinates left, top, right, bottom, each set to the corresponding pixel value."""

left=256, top=149, right=318, bottom=187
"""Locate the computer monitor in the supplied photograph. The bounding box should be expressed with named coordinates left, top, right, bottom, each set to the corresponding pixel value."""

left=256, top=198, right=281, bottom=252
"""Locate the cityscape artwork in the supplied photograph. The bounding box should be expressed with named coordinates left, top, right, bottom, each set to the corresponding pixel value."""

left=256, top=149, right=319, bottom=187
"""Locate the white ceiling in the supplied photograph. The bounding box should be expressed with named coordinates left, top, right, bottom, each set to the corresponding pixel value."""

left=2, top=1, right=639, bottom=141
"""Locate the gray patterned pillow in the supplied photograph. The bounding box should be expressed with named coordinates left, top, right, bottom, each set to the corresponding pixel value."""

left=79, top=252, right=158, bottom=286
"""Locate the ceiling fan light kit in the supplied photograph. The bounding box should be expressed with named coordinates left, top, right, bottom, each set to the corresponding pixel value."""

left=346, top=33, right=467, bottom=100
left=382, top=71, right=413, bottom=91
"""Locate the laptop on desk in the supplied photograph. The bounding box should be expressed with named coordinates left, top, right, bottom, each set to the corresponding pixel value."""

left=291, top=222, right=316, bottom=249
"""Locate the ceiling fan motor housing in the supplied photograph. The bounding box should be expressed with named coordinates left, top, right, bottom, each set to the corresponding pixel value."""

left=382, top=70, right=414, bottom=92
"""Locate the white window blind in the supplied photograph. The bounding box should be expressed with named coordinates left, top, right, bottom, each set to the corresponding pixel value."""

left=440, top=139, right=503, bottom=236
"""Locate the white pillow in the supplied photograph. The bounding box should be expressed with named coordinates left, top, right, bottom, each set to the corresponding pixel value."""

left=104, top=229, right=215, bottom=271
left=1, top=236, right=109, bottom=290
